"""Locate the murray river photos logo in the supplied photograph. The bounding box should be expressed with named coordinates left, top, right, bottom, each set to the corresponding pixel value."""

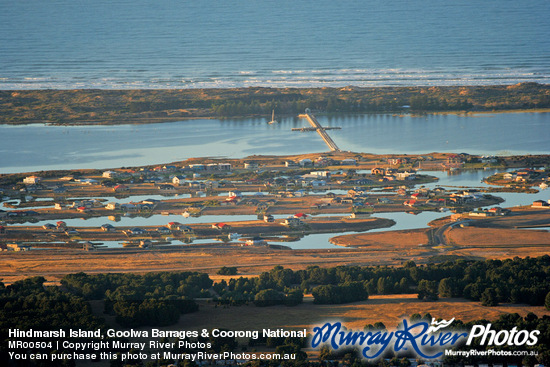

left=310, top=318, right=540, bottom=359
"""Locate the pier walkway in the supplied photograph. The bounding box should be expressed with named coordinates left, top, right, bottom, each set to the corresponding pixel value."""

left=298, top=110, right=341, bottom=152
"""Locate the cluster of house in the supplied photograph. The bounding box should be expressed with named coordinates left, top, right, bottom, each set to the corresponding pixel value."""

left=448, top=190, right=487, bottom=204
left=105, top=199, right=158, bottom=212
left=0, top=209, right=38, bottom=218
left=449, top=206, right=511, bottom=220
left=19, top=176, right=44, bottom=194
left=371, top=167, right=417, bottom=181
left=283, top=213, right=308, bottom=227
left=41, top=221, right=79, bottom=235
left=284, top=157, right=358, bottom=168
left=466, top=207, right=510, bottom=217
left=401, top=187, right=489, bottom=208
left=265, top=173, right=331, bottom=192
left=122, top=222, right=193, bottom=237
left=0, top=243, right=32, bottom=251
left=501, top=169, right=549, bottom=184
left=172, top=177, right=222, bottom=189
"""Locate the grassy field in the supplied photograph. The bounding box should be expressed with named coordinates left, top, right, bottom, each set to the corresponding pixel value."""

left=92, top=294, right=550, bottom=333
left=2, top=84, right=549, bottom=124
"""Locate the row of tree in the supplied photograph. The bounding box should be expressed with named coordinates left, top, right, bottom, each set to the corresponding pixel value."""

left=59, top=256, right=550, bottom=312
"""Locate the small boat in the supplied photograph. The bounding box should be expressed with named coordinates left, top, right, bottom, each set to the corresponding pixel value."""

left=268, top=110, right=277, bottom=124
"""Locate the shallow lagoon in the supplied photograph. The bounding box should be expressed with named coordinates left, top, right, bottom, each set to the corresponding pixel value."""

left=1, top=112, right=549, bottom=174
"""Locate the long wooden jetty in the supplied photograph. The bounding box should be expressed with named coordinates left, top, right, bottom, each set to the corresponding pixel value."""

left=298, top=109, right=341, bottom=152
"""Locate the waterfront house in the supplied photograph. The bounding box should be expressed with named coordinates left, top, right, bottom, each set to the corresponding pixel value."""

left=158, top=184, right=176, bottom=191
left=532, top=200, right=549, bottom=208
left=263, top=215, right=274, bottom=222
left=124, top=227, right=147, bottom=236
left=396, top=172, right=416, bottom=180
left=136, top=203, right=154, bottom=211
left=350, top=212, right=370, bottom=219
left=113, top=184, right=128, bottom=192
left=283, top=217, right=302, bottom=227
left=371, top=168, right=384, bottom=176
left=141, top=199, right=160, bottom=205
left=105, top=202, right=120, bottom=210
left=79, top=178, right=99, bottom=185
left=246, top=237, right=266, bottom=246
left=7, top=243, right=31, bottom=251
left=102, top=170, right=119, bottom=178
left=139, top=240, right=152, bottom=248
left=83, top=242, right=98, bottom=251
left=167, top=222, right=182, bottom=230
left=212, top=223, right=231, bottom=230
left=101, top=224, right=115, bottom=232
left=488, top=207, right=503, bottom=215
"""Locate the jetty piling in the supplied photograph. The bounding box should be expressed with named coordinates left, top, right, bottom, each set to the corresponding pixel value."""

left=297, top=109, right=341, bottom=152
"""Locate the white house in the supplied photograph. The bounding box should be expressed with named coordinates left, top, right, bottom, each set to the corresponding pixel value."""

left=244, top=162, right=259, bottom=170
left=23, top=176, right=41, bottom=184
left=172, top=176, right=186, bottom=185
left=218, top=163, right=232, bottom=171
left=102, top=170, right=119, bottom=178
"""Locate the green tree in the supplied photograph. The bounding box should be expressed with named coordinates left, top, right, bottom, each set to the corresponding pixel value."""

left=481, top=287, right=498, bottom=307
left=438, top=278, right=454, bottom=298
left=254, top=289, right=284, bottom=307
left=217, top=266, right=238, bottom=275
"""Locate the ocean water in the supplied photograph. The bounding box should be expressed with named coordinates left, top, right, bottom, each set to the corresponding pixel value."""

left=1, top=0, right=549, bottom=89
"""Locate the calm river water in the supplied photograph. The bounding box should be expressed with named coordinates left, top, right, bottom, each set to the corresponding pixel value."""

left=1, top=112, right=549, bottom=174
